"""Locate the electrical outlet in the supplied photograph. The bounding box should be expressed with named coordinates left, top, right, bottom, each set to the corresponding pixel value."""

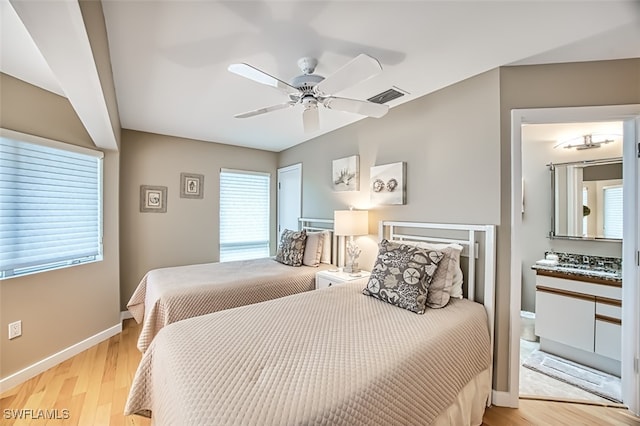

left=8, top=320, right=21, bottom=339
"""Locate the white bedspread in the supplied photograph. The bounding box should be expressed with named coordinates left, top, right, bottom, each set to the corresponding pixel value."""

left=127, top=257, right=329, bottom=352
left=125, top=279, right=491, bottom=425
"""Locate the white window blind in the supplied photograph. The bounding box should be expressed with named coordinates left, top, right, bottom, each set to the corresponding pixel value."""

left=219, top=169, right=270, bottom=262
left=603, top=185, right=623, bottom=239
left=0, top=131, right=103, bottom=278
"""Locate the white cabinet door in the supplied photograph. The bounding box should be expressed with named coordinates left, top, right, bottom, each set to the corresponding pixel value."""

left=536, top=290, right=595, bottom=353
left=277, top=164, right=301, bottom=240
left=595, top=320, right=622, bottom=361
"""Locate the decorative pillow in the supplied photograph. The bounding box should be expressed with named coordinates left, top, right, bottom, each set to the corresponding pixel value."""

left=302, top=231, right=324, bottom=267
left=320, top=230, right=332, bottom=264
left=406, top=242, right=463, bottom=308
left=275, top=229, right=307, bottom=267
left=362, top=239, right=444, bottom=314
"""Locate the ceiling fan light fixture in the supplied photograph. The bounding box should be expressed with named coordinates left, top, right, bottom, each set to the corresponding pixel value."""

left=229, top=54, right=386, bottom=130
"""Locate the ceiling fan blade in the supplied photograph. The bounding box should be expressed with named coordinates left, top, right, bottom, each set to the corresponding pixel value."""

left=228, top=63, right=299, bottom=95
left=302, top=106, right=319, bottom=133
left=323, top=97, right=389, bottom=118
left=234, top=102, right=295, bottom=118
left=314, top=54, right=383, bottom=95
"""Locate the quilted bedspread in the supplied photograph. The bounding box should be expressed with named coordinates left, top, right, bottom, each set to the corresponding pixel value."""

left=125, top=279, right=491, bottom=425
left=127, top=257, right=330, bottom=352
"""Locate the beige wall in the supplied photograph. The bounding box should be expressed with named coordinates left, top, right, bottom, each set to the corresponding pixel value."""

left=0, top=73, right=121, bottom=379
left=520, top=126, right=623, bottom=313
left=498, top=58, right=640, bottom=390
left=279, top=68, right=503, bottom=371
left=118, top=130, right=278, bottom=310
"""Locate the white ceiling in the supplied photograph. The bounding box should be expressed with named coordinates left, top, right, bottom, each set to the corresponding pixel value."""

left=2, top=1, right=640, bottom=152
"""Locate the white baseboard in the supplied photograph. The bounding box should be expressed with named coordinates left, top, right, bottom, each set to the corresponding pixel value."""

left=0, top=323, right=122, bottom=393
left=120, top=310, right=133, bottom=321
left=492, top=390, right=519, bottom=408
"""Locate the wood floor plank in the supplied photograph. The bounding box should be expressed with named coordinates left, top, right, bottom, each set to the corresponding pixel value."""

left=1, top=318, right=638, bottom=425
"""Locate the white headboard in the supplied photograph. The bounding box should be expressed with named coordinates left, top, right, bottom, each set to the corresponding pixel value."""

left=299, top=217, right=337, bottom=266
left=379, top=220, right=496, bottom=403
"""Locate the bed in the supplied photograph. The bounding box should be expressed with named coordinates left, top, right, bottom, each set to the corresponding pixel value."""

left=127, top=218, right=336, bottom=352
left=125, top=221, right=496, bottom=425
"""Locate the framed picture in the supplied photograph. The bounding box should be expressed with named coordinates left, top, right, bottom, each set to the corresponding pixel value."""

left=140, top=185, right=167, bottom=213
left=332, top=155, right=359, bottom=191
left=180, top=173, right=204, bottom=199
left=370, top=162, right=406, bottom=205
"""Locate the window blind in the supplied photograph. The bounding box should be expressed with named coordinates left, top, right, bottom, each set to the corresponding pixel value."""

left=603, top=185, right=623, bottom=239
left=219, top=169, right=270, bottom=262
left=0, top=132, right=103, bottom=278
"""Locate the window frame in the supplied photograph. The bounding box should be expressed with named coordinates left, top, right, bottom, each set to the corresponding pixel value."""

left=0, top=128, right=104, bottom=279
left=219, top=168, right=271, bottom=262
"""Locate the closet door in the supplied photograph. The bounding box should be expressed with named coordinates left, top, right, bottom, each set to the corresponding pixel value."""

left=277, top=164, right=302, bottom=240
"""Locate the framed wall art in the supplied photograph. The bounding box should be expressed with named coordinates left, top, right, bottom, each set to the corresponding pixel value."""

left=140, top=185, right=167, bottom=213
left=370, top=162, right=406, bottom=205
left=180, top=173, right=204, bottom=199
left=332, top=155, right=359, bottom=191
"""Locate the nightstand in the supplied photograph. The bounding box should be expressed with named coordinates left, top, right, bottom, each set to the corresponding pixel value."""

left=315, top=269, right=371, bottom=290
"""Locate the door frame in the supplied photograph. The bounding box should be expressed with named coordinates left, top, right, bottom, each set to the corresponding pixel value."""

left=509, top=104, right=640, bottom=412
left=277, top=163, right=302, bottom=239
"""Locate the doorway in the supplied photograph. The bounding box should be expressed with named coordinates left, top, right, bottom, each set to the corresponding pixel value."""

left=509, top=105, right=640, bottom=414
left=518, top=120, right=623, bottom=404
left=277, top=163, right=302, bottom=240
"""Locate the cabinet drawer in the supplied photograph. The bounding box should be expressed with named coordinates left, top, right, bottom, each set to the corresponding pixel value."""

left=536, top=290, right=594, bottom=353
left=316, top=276, right=337, bottom=289
left=596, top=302, right=621, bottom=320
left=595, top=320, right=621, bottom=361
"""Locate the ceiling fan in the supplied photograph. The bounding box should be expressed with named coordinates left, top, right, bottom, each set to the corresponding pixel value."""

left=228, top=54, right=389, bottom=132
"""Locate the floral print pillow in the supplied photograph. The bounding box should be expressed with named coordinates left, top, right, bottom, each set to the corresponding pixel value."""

left=275, top=229, right=307, bottom=267
left=363, top=239, right=444, bottom=314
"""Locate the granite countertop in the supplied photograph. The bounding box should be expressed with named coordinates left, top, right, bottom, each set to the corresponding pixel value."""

left=532, top=251, right=622, bottom=282
left=531, top=263, right=622, bottom=282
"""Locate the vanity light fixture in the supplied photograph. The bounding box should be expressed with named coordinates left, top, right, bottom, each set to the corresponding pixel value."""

left=553, top=133, right=619, bottom=150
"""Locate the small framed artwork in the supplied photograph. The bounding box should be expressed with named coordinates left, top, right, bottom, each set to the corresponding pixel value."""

left=332, top=155, right=359, bottom=191
left=180, top=173, right=204, bottom=199
left=370, top=162, right=406, bottom=205
left=140, top=185, right=167, bottom=213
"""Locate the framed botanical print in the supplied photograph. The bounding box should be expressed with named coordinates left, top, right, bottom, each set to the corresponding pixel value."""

left=140, top=185, right=167, bottom=213
left=180, top=173, right=204, bottom=199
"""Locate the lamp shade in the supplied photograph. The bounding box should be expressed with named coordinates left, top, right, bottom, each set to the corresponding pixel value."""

left=334, top=210, right=368, bottom=236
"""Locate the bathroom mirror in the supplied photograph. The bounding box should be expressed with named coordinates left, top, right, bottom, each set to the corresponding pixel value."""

left=550, top=157, right=623, bottom=241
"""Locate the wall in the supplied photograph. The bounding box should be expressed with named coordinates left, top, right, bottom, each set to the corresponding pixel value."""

left=499, top=57, right=640, bottom=391
left=0, top=73, right=121, bottom=380
left=118, top=130, right=278, bottom=310
left=520, top=126, right=623, bottom=313
left=279, top=68, right=503, bottom=369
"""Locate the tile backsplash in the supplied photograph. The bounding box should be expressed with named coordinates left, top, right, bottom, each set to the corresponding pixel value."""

left=545, top=251, right=622, bottom=271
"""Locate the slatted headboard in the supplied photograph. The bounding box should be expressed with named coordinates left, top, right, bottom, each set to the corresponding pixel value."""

left=299, top=217, right=337, bottom=266
left=378, top=220, right=496, bottom=404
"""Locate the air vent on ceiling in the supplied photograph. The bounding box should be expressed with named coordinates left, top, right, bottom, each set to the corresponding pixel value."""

left=367, top=87, right=407, bottom=104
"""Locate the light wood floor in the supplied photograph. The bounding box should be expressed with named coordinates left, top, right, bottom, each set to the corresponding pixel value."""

left=1, top=319, right=639, bottom=425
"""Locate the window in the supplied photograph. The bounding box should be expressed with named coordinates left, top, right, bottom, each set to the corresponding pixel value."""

left=0, top=129, right=103, bottom=278
left=603, top=185, right=623, bottom=239
left=219, top=169, right=270, bottom=262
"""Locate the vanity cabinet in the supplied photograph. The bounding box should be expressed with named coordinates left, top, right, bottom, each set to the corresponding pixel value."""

left=534, top=269, right=622, bottom=375
left=536, top=288, right=594, bottom=353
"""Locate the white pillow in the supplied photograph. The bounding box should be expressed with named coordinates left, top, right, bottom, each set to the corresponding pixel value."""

left=302, top=231, right=325, bottom=267
left=320, top=230, right=332, bottom=264
left=395, top=240, right=464, bottom=300
left=420, top=242, right=464, bottom=299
